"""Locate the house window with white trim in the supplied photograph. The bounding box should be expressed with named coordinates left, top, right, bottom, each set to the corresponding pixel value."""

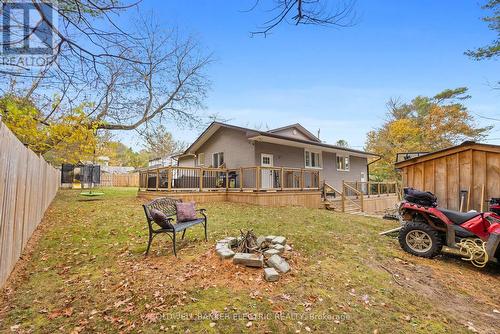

left=197, top=153, right=205, bottom=166
left=305, top=150, right=321, bottom=168
left=336, top=155, right=350, bottom=171
left=212, top=152, right=224, bottom=167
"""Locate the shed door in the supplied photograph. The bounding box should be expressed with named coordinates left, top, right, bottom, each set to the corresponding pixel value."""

left=260, top=154, right=274, bottom=189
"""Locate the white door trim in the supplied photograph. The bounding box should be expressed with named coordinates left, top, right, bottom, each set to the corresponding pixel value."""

left=260, top=153, right=274, bottom=189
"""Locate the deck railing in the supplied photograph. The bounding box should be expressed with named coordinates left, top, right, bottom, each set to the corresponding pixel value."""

left=139, top=166, right=321, bottom=192
left=343, top=181, right=399, bottom=197
left=322, top=181, right=400, bottom=213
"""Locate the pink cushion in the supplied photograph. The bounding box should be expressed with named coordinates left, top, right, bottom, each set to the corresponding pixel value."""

left=176, top=202, right=197, bottom=222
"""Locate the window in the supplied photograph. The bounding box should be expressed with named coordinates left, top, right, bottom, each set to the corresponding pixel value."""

left=262, top=156, right=270, bottom=165
left=305, top=150, right=321, bottom=168
left=197, top=153, right=205, bottom=166
left=337, top=155, right=350, bottom=171
left=212, top=152, right=224, bottom=167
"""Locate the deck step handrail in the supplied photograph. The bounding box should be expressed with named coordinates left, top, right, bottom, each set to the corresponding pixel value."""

left=323, top=182, right=342, bottom=196
left=344, top=181, right=399, bottom=197
left=342, top=181, right=363, bottom=211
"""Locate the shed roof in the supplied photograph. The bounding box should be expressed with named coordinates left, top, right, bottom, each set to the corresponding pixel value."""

left=394, top=141, right=500, bottom=168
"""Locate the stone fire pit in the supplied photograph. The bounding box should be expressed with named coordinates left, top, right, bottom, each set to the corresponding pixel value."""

left=215, top=231, right=292, bottom=282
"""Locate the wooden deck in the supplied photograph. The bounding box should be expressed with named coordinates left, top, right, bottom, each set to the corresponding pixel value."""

left=137, top=190, right=322, bottom=209
left=138, top=166, right=320, bottom=192
left=137, top=166, right=400, bottom=212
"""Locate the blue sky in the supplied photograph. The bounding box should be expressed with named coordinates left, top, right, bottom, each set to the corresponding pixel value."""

left=115, top=0, right=500, bottom=150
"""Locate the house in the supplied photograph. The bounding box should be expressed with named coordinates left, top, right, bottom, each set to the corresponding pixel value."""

left=395, top=141, right=500, bottom=212
left=176, top=122, right=378, bottom=190
left=148, top=153, right=182, bottom=168
left=96, top=156, right=135, bottom=174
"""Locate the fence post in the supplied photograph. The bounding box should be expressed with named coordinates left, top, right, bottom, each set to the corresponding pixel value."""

left=226, top=170, right=229, bottom=191
left=167, top=167, right=172, bottom=191
left=378, top=183, right=381, bottom=197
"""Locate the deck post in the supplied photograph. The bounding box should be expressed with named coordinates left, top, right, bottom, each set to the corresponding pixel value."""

left=167, top=167, right=172, bottom=191
left=256, top=166, right=260, bottom=191
left=367, top=181, right=371, bottom=197
left=226, top=170, right=229, bottom=191
left=199, top=168, right=203, bottom=192
left=360, top=191, right=364, bottom=212
left=378, top=183, right=381, bottom=197
left=300, top=169, right=304, bottom=190
left=341, top=180, right=345, bottom=212
left=239, top=167, right=243, bottom=191
left=156, top=168, right=159, bottom=191
left=280, top=167, right=284, bottom=191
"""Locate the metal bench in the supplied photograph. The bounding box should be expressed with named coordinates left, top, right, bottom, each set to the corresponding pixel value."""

left=142, top=197, right=207, bottom=256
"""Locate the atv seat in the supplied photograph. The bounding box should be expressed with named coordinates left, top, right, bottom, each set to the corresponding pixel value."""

left=437, top=208, right=480, bottom=225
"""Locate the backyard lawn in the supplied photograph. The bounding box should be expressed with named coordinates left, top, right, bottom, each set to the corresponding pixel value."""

left=0, top=188, right=498, bottom=334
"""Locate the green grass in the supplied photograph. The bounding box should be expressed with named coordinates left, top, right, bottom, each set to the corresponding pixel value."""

left=0, top=188, right=497, bottom=333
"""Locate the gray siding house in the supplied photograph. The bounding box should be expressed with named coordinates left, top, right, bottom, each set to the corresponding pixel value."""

left=177, top=122, right=378, bottom=190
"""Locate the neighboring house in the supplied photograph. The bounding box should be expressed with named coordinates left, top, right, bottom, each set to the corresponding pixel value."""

left=101, top=166, right=135, bottom=174
left=148, top=153, right=182, bottom=168
left=177, top=122, right=378, bottom=190
left=97, top=156, right=110, bottom=167
left=96, top=156, right=135, bottom=174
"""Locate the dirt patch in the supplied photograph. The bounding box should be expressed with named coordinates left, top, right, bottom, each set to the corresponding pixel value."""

left=378, top=254, right=500, bottom=334
left=121, top=246, right=305, bottom=293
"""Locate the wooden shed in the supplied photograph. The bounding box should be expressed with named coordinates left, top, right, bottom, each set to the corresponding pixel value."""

left=395, top=141, right=500, bottom=212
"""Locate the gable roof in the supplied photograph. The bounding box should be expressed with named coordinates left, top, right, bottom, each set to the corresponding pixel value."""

left=394, top=141, right=500, bottom=168
left=182, top=122, right=379, bottom=158
left=267, top=123, right=321, bottom=142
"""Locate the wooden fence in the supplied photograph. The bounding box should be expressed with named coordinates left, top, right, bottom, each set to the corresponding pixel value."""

left=100, top=173, right=139, bottom=187
left=0, top=121, right=60, bottom=288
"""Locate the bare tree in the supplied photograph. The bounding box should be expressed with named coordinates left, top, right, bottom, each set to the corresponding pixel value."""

left=89, top=21, right=212, bottom=131
left=142, top=125, right=187, bottom=158
left=1, top=1, right=212, bottom=139
left=247, top=0, right=358, bottom=36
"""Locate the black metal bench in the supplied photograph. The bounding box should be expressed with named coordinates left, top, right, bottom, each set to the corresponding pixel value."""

left=142, top=197, right=207, bottom=256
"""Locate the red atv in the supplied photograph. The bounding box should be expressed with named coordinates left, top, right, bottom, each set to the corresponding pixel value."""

left=489, top=198, right=500, bottom=216
left=398, top=188, right=500, bottom=267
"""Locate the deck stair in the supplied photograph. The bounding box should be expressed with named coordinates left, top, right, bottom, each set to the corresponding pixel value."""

left=322, top=181, right=399, bottom=214
left=322, top=182, right=364, bottom=214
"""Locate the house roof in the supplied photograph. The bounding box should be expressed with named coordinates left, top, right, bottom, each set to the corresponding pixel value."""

left=394, top=141, right=500, bottom=168
left=182, top=122, right=379, bottom=159
left=267, top=123, right=321, bottom=142
left=101, top=166, right=136, bottom=174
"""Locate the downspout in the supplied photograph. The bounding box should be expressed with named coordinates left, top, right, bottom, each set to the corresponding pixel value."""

left=367, top=156, right=381, bottom=181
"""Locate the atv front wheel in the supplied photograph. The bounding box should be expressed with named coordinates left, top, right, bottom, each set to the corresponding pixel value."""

left=398, top=222, right=443, bottom=258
